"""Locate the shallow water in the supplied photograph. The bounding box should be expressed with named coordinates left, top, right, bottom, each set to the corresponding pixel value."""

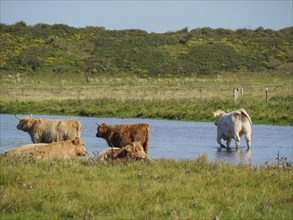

left=0, top=114, right=292, bottom=166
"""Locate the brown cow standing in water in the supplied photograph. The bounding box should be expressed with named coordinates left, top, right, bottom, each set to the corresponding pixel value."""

left=96, top=123, right=150, bottom=155
left=14, top=114, right=82, bottom=143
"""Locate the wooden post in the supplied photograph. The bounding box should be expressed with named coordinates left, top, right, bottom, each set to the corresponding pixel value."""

left=233, top=88, right=237, bottom=102
left=240, top=87, right=244, bottom=95
left=265, top=88, right=268, bottom=102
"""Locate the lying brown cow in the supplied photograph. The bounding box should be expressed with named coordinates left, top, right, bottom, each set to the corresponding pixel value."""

left=96, top=123, right=150, bottom=154
left=3, top=137, right=88, bottom=160
left=15, top=114, right=82, bottom=143
left=95, top=142, right=147, bottom=161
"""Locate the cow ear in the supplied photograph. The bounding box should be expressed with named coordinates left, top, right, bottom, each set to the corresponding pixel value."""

left=233, top=111, right=241, bottom=117
left=125, top=145, right=132, bottom=153
left=212, top=111, right=215, bottom=117
left=23, top=118, right=32, bottom=129
left=72, top=137, right=80, bottom=145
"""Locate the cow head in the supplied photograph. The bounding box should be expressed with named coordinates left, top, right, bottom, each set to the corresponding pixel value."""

left=96, top=123, right=108, bottom=138
left=72, top=137, right=88, bottom=156
left=212, top=110, right=226, bottom=126
left=111, top=142, right=147, bottom=160
left=124, top=142, right=147, bottom=159
left=14, top=114, right=34, bottom=132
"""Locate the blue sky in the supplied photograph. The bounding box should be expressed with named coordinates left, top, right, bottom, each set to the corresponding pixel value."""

left=1, top=1, right=292, bottom=33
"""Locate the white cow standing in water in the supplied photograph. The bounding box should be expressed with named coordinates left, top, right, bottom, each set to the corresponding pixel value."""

left=213, top=108, right=252, bottom=149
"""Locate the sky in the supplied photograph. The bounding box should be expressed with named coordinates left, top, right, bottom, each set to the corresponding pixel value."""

left=0, top=1, right=292, bottom=33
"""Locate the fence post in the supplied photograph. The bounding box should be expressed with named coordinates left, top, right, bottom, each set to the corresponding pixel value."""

left=233, top=88, right=238, bottom=102
left=265, top=88, right=268, bottom=102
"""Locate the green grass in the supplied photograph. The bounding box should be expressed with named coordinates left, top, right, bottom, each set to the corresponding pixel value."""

left=1, top=72, right=292, bottom=124
left=1, top=156, right=292, bottom=219
left=1, top=95, right=292, bottom=124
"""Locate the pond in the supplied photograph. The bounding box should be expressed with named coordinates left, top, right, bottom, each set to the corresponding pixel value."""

left=0, top=114, right=292, bottom=166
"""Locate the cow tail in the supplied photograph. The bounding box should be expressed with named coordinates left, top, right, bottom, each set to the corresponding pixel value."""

left=239, top=109, right=252, bottom=125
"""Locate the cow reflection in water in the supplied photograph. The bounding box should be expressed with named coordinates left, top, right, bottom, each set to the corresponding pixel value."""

left=216, top=147, right=251, bottom=165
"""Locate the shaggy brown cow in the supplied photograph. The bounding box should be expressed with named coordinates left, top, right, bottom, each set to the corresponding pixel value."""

left=95, top=142, right=147, bottom=161
left=4, top=137, right=88, bottom=160
left=14, top=114, right=82, bottom=143
left=96, top=123, right=150, bottom=154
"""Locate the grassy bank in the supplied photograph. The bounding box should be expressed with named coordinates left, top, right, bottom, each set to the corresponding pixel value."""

left=1, top=156, right=292, bottom=219
left=0, top=95, right=292, bottom=124
left=1, top=73, right=292, bottom=125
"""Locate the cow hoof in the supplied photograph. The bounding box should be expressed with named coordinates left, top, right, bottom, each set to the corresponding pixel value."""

left=220, top=144, right=226, bottom=148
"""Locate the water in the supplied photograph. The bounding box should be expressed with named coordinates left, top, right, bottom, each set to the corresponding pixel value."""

left=1, top=114, right=292, bottom=166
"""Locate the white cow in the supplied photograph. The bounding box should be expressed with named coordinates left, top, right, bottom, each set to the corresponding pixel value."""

left=213, top=109, right=252, bottom=149
left=14, top=114, right=82, bottom=144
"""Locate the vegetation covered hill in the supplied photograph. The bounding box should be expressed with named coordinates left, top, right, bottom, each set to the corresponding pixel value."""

left=0, top=22, right=292, bottom=124
left=0, top=22, right=292, bottom=77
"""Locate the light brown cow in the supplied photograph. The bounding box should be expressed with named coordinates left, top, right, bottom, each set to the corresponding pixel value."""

left=213, top=108, right=252, bottom=149
left=3, top=137, right=88, bottom=160
left=96, top=123, right=150, bottom=154
left=14, top=114, right=82, bottom=143
left=95, top=142, right=147, bottom=161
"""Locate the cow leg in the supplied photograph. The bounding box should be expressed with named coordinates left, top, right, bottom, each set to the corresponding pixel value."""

left=112, top=147, right=127, bottom=159
left=235, top=134, right=241, bottom=149
left=217, top=136, right=226, bottom=148
left=32, top=134, right=41, bottom=143
left=245, top=133, right=251, bottom=149
left=226, top=138, right=232, bottom=149
left=143, top=142, right=148, bottom=155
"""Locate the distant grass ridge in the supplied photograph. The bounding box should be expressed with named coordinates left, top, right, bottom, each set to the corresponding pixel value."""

left=0, top=156, right=292, bottom=219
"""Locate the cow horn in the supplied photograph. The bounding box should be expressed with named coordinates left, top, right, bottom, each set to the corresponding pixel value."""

left=14, top=114, right=22, bottom=120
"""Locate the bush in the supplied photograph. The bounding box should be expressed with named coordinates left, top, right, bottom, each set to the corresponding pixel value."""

left=17, top=49, right=43, bottom=70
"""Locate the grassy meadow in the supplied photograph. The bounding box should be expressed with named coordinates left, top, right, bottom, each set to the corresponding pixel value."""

left=1, top=156, right=292, bottom=220
left=0, top=24, right=293, bottom=219
left=1, top=71, right=292, bottom=124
